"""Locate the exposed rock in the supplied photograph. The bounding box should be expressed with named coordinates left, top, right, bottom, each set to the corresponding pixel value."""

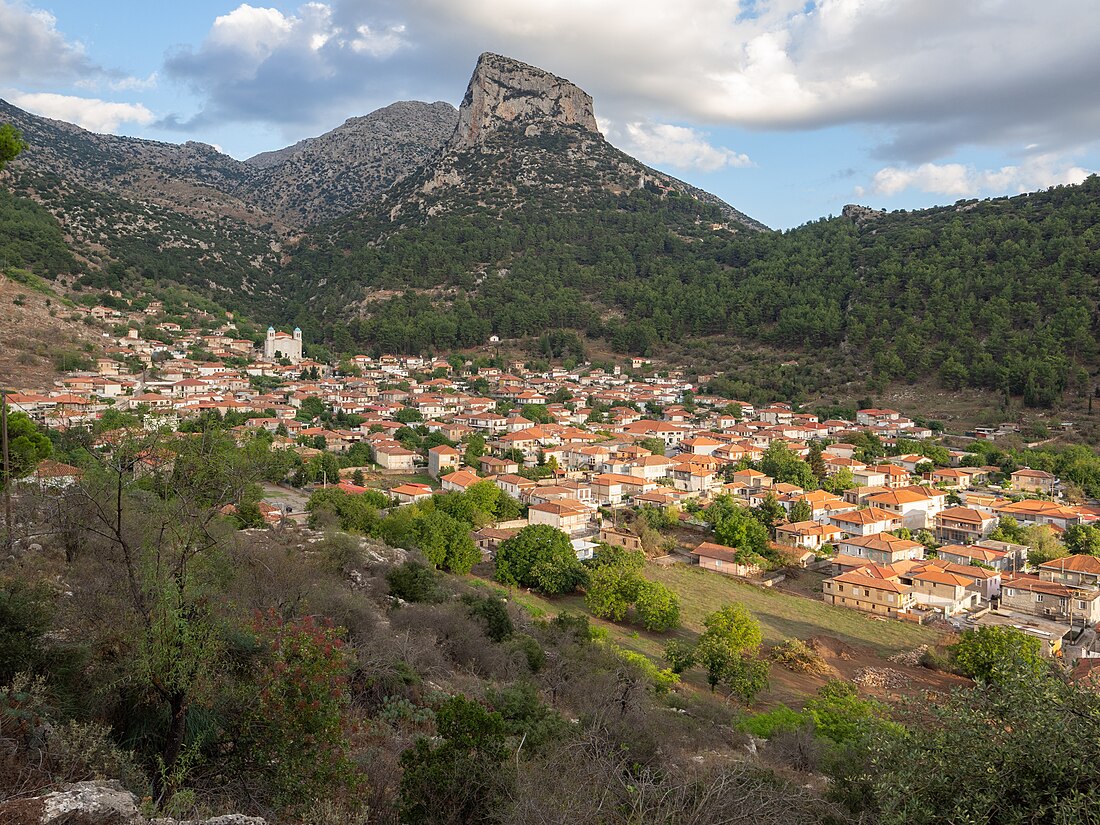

left=841, top=203, right=886, bottom=223
left=451, top=52, right=599, bottom=150
left=151, top=817, right=265, bottom=825
left=242, top=100, right=458, bottom=225
left=888, top=645, right=930, bottom=667
left=853, top=666, right=909, bottom=690
left=0, top=782, right=265, bottom=825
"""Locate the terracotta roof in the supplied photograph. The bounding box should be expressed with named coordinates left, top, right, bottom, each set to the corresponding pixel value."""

left=840, top=533, right=923, bottom=552
left=938, top=543, right=1004, bottom=563
left=867, top=489, right=933, bottom=506
left=1012, top=468, right=1056, bottom=479
left=831, top=568, right=909, bottom=593
left=936, top=506, right=992, bottom=525
left=1039, top=555, right=1100, bottom=576
left=528, top=498, right=592, bottom=516
left=692, top=541, right=750, bottom=564
left=441, top=470, right=480, bottom=488
left=832, top=507, right=896, bottom=525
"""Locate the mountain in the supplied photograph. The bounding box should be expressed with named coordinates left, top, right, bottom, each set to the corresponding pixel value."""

left=380, top=53, right=764, bottom=230
left=0, top=95, right=458, bottom=305
left=240, top=100, right=458, bottom=226
left=0, top=98, right=262, bottom=224
left=0, top=52, right=764, bottom=313
left=0, top=97, right=459, bottom=231
left=4, top=52, right=1098, bottom=412
left=282, top=52, right=770, bottom=353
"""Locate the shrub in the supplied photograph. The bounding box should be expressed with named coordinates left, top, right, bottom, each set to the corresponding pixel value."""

left=462, top=594, right=514, bottom=642
left=770, top=638, right=831, bottom=675
left=0, top=581, right=56, bottom=684
left=951, top=626, right=1046, bottom=684
left=508, top=633, right=546, bottom=672
left=385, top=561, right=446, bottom=604
left=633, top=580, right=681, bottom=632
left=611, top=646, right=680, bottom=694
left=740, top=704, right=806, bottom=739
left=317, top=531, right=362, bottom=573
left=663, top=639, right=697, bottom=674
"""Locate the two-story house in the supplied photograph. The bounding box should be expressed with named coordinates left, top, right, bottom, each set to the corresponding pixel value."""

left=1038, top=555, right=1100, bottom=590
left=822, top=564, right=914, bottom=617
left=934, top=506, right=997, bottom=544
left=1001, top=575, right=1100, bottom=624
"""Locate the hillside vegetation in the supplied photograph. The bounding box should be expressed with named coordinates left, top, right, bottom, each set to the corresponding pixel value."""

left=288, top=176, right=1100, bottom=408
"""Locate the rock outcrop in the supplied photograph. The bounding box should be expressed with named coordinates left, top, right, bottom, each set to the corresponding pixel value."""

left=0, top=781, right=265, bottom=825
left=841, top=203, right=886, bottom=223
left=450, top=52, right=599, bottom=150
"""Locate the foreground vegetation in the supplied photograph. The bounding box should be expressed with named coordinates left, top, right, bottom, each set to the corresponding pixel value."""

left=3, top=412, right=1100, bottom=823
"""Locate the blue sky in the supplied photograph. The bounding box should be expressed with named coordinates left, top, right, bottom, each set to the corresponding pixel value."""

left=2, top=0, right=1098, bottom=229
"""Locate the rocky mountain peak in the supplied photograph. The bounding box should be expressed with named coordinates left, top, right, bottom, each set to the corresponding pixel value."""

left=451, top=52, right=599, bottom=150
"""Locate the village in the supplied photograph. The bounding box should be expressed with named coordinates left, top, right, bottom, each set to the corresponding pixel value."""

left=7, top=306, right=1100, bottom=670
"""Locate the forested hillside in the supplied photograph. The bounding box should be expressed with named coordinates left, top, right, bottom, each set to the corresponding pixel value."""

left=287, top=175, right=1100, bottom=408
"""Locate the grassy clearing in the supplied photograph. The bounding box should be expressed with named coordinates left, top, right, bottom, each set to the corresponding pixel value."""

left=376, top=472, right=436, bottom=489
left=647, top=565, right=938, bottom=656
left=489, top=562, right=937, bottom=661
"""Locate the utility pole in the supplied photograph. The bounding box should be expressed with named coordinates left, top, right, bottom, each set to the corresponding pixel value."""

left=2, top=389, right=11, bottom=554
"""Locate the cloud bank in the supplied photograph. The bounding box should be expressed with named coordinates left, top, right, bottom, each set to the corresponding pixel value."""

left=153, top=0, right=1100, bottom=165
left=864, top=155, right=1091, bottom=199
left=9, top=92, right=155, bottom=133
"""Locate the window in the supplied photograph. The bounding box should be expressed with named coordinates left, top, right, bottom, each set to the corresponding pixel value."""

left=1004, top=588, right=1014, bottom=597
left=1079, top=601, right=1089, bottom=611
left=1036, top=594, right=1044, bottom=603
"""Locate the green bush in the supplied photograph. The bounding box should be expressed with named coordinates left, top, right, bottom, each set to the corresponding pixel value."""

left=740, top=705, right=807, bottom=739
left=385, top=561, right=446, bottom=604
left=462, top=594, right=514, bottom=642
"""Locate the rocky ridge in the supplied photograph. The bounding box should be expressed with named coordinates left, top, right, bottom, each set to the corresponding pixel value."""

left=241, top=100, right=458, bottom=226
left=1, top=97, right=458, bottom=232
left=383, top=52, right=766, bottom=231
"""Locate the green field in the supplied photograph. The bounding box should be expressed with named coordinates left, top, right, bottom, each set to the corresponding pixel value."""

left=486, top=561, right=937, bottom=660
left=648, top=564, right=937, bottom=655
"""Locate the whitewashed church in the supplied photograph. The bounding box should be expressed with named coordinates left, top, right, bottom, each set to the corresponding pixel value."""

left=263, top=326, right=303, bottom=363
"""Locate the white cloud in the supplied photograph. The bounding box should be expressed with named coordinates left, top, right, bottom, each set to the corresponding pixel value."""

left=163, top=2, right=412, bottom=129
left=350, top=23, right=406, bottom=57
left=865, top=155, right=1091, bottom=198
left=206, top=4, right=295, bottom=58
left=395, top=0, right=1100, bottom=161
left=146, top=0, right=1097, bottom=176
left=109, top=72, right=159, bottom=92
left=605, top=120, right=752, bottom=172
left=0, top=0, right=98, bottom=84
left=9, top=92, right=155, bottom=133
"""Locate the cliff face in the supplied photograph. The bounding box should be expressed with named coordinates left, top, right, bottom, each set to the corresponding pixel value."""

left=451, top=52, right=599, bottom=150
